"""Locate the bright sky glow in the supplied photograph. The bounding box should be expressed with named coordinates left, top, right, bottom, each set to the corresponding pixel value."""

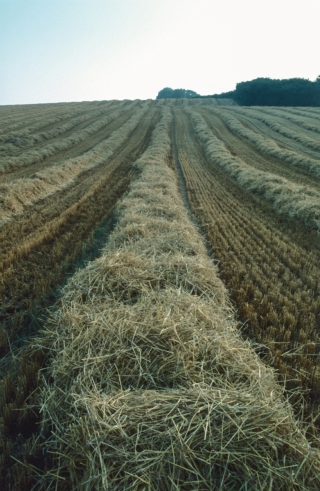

left=0, top=0, right=319, bottom=104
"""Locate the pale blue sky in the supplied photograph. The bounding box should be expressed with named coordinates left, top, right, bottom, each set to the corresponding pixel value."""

left=1, top=0, right=319, bottom=104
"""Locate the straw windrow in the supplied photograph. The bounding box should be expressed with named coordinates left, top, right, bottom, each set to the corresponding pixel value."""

left=0, top=101, right=142, bottom=174
left=186, top=106, right=320, bottom=231
left=0, top=103, right=150, bottom=222
left=33, top=107, right=320, bottom=490
left=212, top=108, right=320, bottom=172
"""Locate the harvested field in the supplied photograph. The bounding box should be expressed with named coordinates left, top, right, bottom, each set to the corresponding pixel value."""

left=0, top=101, right=160, bottom=488
left=173, top=106, right=320, bottom=404
left=1, top=99, right=320, bottom=490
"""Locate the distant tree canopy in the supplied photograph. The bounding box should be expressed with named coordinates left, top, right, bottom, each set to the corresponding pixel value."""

left=210, top=77, right=320, bottom=106
left=156, top=87, right=199, bottom=99
left=157, top=77, right=320, bottom=106
left=233, top=77, right=320, bottom=106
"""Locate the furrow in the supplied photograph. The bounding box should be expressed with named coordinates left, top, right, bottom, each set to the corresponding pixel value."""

left=186, top=106, right=320, bottom=231
left=19, top=103, right=320, bottom=491
left=211, top=107, right=320, bottom=181
left=225, top=106, right=320, bottom=154
left=173, top=105, right=320, bottom=417
left=197, top=107, right=320, bottom=189
left=0, top=101, right=147, bottom=175
left=0, top=103, right=141, bottom=183
left=0, top=101, right=118, bottom=152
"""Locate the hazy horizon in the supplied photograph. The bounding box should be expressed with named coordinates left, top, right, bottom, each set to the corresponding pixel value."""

left=1, top=0, right=319, bottom=105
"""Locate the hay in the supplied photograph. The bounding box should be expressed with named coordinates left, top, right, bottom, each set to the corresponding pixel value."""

left=61, top=251, right=225, bottom=307
left=37, top=286, right=320, bottom=490
left=0, top=104, right=111, bottom=150
left=0, top=102, right=149, bottom=222
left=0, top=100, right=143, bottom=174
left=32, top=106, right=320, bottom=490
left=186, top=107, right=320, bottom=231
left=40, top=290, right=243, bottom=394
left=214, top=108, right=320, bottom=174
left=52, top=388, right=314, bottom=491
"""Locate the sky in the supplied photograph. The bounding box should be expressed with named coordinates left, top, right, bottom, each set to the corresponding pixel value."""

left=0, top=0, right=319, bottom=105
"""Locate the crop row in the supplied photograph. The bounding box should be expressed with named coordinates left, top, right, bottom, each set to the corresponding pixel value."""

left=0, top=102, right=119, bottom=152
left=0, top=100, right=128, bottom=136
left=226, top=106, right=320, bottom=152
left=0, top=101, right=97, bottom=135
left=0, top=103, right=149, bottom=222
left=0, top=101, right=147, bottom=175
left=260, top=106, right=320, bottom=125
left=0, top=105, right=160, bottom=489
left=231, top=106, right=320, bottom=137
left=208, top=107, right=320, bottom=179
left=186, top=106, right=320, bottom=231
left=174, top=106, right=320, bottom=423
left=196, top=107, right=320, bottom=197
left=1, top=99, right=320, bottom=489
left=25, top=105, right=320, bottom=490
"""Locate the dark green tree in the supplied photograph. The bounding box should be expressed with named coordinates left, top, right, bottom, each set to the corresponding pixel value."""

left=156, top=87, right=199, bottom=99
left=233, top=77, right=320, bottom=106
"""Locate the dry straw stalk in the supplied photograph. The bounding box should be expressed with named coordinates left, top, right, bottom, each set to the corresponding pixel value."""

left=0, top=103, right=149, bottom=223
left=31, top=106, right=320, bottom=490
left=186, top=107, right=320, bottom=231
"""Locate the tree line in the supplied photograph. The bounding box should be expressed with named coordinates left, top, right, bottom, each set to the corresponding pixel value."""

left=156, top=87, right=199, bottom=99
left=156, top=77, right=320, bottom=106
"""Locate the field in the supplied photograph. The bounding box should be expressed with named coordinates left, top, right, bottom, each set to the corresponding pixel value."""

left=1, top=98, right=320, bottom=489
